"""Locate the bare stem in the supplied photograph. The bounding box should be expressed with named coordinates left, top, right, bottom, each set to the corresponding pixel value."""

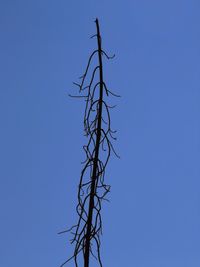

left=84, top=18, right=104, bottom=267
left=59, top=17, right=118, bottom=267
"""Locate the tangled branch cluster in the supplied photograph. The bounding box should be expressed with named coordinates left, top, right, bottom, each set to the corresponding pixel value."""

left=59, top=19, right=119, bottom=267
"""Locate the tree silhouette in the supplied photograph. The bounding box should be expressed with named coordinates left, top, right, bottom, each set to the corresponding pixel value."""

left=59, top=18, right=119, bottom=267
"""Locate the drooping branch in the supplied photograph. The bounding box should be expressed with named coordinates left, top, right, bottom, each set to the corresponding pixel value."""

left=59, top=18, right=119, bottom=267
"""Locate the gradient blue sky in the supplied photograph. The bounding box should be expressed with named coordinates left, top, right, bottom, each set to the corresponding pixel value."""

left=0, top=1, right=200, bottom=266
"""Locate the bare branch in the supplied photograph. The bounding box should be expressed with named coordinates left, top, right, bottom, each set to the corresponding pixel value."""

left=61, top=18, right=119, bottom=267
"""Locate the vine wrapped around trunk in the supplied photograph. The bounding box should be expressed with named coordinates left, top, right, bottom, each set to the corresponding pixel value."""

left=59, top=18, right=119, bottom=267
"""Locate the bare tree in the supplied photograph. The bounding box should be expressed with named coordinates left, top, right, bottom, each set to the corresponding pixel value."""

left=59, top=18, right=119, bottom=267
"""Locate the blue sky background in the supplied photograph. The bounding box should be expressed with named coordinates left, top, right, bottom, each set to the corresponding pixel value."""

left=0, top=1, right=200, bottom=266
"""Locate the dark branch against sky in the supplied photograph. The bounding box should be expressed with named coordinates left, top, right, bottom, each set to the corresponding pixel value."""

left=0, top=1, right=200, bottom=267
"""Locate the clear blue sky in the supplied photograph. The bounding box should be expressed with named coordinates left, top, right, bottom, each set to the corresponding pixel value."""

left=0, top=1, right=200, bottom=266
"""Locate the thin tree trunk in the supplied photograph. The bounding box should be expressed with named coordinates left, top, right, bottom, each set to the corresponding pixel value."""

left=59, top=17, right=119, bottom=267
left=84, top=18, right=104, bottom=267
